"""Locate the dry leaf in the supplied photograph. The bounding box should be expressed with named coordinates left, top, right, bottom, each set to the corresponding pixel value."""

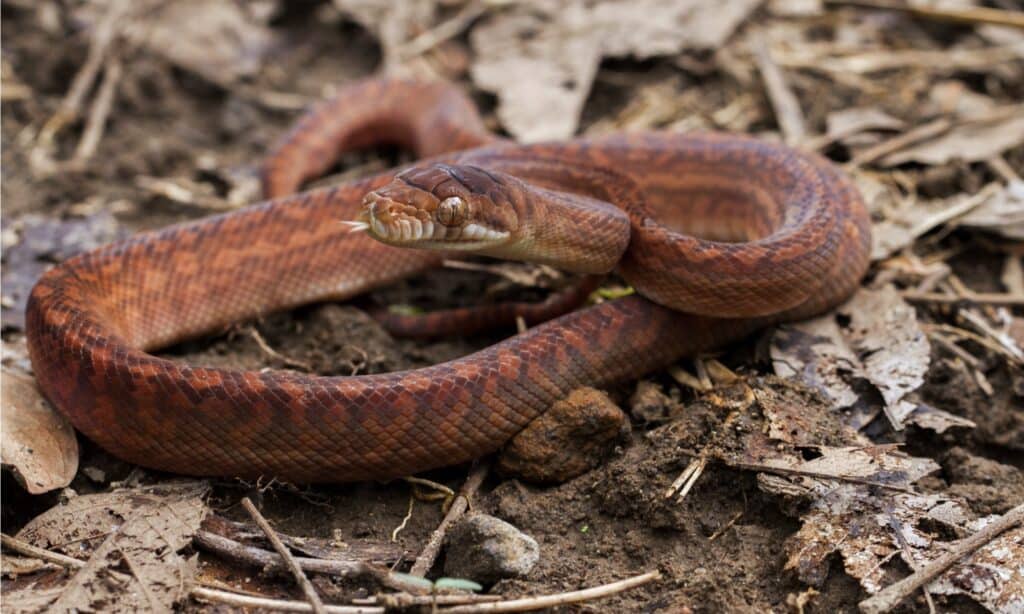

left=929, top=525, right=1024, bottom=613
left=77, top=0, right=277, bottom=87
left=2, top=212, right=123, bottom=331
left=772, top=316, right=863, bottom=409
left=1, top=369, right=78, bottom=494
left=958, top=180, right=1024, bottom=240
left=773, top=286, right=935, bottom=431
left=870, top=183, right=1002, bottom=260
left=881, top=109, right=1024, bottom=166
left=778, top=485, right=965, bottom=590
left=13, top=482, right=209, bottom=613
left=825, top=107, right=905, bottom=147
left=839, top=286, right=930, bottom=416
left=470, top=0, right=760, bottom=141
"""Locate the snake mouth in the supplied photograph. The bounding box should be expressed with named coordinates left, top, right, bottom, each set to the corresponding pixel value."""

left=355, top=193, right=511, bottom=250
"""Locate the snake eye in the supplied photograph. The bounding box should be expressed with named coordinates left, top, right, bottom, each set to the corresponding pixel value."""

left=436, top=196, right=467, bottom=227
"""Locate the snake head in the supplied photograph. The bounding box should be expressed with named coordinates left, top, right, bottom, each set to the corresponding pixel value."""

left=354, top=163, right=518, bottom=250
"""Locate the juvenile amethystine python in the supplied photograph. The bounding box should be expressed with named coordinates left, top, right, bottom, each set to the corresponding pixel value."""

left=26, top=79, right=871, bottom=483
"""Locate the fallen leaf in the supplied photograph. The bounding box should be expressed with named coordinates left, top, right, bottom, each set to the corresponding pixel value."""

left=839, top=286, right=931, bottom=422
left=1, top=369, right=78, bottom=494
left=470, top=0, right=760, bottom=141
left=772, top=316, right=863, bottom=409
left=772, top=286, right=935, bottom=431
left=958, top=180, right=1024, bottom=241
left=14, top=482, right=209, bottom=612
left=825, top=106, right=905, bottom=147
left=870, top=183, right=1003, bottom=260
left=881, top=108, right=1024, bottom=166
left=1, top=212, right=123, bottom=331
left=76, top=0, right=277, bottom=87
left=928, top=525, right=1024, bottom=613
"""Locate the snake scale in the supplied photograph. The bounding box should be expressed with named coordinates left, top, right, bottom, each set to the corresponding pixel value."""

left=26, top=79, right=871, bottom=482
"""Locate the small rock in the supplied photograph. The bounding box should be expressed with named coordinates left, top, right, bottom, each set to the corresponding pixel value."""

left=496, top=387, right=629, bottom=483
left=443, top=513, right=539, bottom=584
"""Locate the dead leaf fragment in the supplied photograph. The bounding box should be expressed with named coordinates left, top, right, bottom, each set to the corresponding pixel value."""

left=839, top=286, right=931, bottom=417
left=881, top=109, right=1024, bottom=166
left=76, top=0, right=277, bottom=87
left=470, top=0, right=760, bottom=141
left=14, top=482, right=210, bottom=613
left=1, top=369, right=78, bottom=494
left=928, top=525, right=1024, bottom=613
left=772, top=286, right=934, bottom=431
left=958, top=180, right=1024, bottom=240
left=1, top=212, right=123, bottom=331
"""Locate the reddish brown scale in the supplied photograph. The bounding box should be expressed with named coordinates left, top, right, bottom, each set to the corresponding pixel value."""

left=26, top=78, right=870, bottom=482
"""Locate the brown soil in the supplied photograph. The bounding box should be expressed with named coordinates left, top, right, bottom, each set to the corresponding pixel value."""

left=2, top=3, right=1021, bottom=613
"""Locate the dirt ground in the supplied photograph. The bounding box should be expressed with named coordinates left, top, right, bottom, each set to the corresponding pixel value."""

left=2, top=1, right=1023, bottom=613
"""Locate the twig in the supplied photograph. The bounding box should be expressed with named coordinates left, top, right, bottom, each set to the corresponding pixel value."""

left=751, top=33, right=807, bottom=145
left=902, top=290, right=1024, bottom=307
left=392, top=496, right=416, bottom=542
left=397, top=0, right=488, bottom=61
left=1, top=531, right=399, bottom=611
left=248, top=327, right=314, bottom=372
left=438, top=570, right=662, bottom=613
left=39, top=0, right=130, bottom=143
left=353, top=594, right=503, bottom=607
left=193, top=530, right=425, bottom=593
left=859, top=504, right=1024, bottom=614
left=191, top=586, right=383, bottom=614
left=827, top=0, right=1024, bottom=29
left=924, top=323, right=1024, bottom=365
left=241, top=498, right=327, bottom=614
left=1, top=533, right=86, bottom=569
left=708, top=509, right=744, bottom=542
left=71, top=57, right=122, bottom=165
left=846, top=117, right=952, bottom=168
left=885, top=513, right=936, bottom=613
left=409, top=461, right=489, bottom=577
left=664, top=456, right=707, bottom=501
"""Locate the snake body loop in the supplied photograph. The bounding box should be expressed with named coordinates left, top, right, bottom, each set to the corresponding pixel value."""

left=26, top=79, right=870, bottom=482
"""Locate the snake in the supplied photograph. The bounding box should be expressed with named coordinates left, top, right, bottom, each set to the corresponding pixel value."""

left=26, top=79, right=871, bottom=483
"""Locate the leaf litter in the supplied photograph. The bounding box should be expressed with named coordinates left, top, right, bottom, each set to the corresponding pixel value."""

left=3, top=0, right=1024, bottom=612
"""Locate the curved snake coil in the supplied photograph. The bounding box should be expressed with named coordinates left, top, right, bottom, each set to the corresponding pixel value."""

left=26, top=79, right=871, bottom=482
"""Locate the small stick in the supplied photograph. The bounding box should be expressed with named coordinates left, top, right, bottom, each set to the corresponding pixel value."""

left=72, top=57, right=122, bottom=164
left=191, top=586, right=382, bottom=614
left=846, top=117, right=952, bottom=168
left=193, top=530, right=425, bottom=594
left=827, top=0, right=1024, bottom=29
left=751, top=33, right=807, bottom=145
left=902, top=290, right=1024, bottom=307
left=1, top=533, right=86, bottom=569
left=397, top=0, right=488, bottom=61
left=859, top=504, right=1024, bottom=614
left=248, top=327, right=314, bottom=372
left=439, top=570, right=662, bottom=613
left=241, top=497, right=327, bottom=614
left=352, top=594, right=503, bottom=607
left=409, top=460, right=489, bottom=577
left=39, top=0, right=130, bottom=142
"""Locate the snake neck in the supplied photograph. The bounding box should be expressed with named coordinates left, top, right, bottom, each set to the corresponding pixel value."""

left=475, top=186, right=631, bottom=275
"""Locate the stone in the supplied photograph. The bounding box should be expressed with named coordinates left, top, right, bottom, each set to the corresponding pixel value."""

left=443, top=513, right=539, bottom=584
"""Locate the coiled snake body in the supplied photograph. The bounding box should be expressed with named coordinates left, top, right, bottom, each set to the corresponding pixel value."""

left=26, top=79, right=870, bottom=482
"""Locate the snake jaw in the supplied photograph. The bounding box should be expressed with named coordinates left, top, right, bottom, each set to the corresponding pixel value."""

left=358, top=190, right=511, bottom=249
